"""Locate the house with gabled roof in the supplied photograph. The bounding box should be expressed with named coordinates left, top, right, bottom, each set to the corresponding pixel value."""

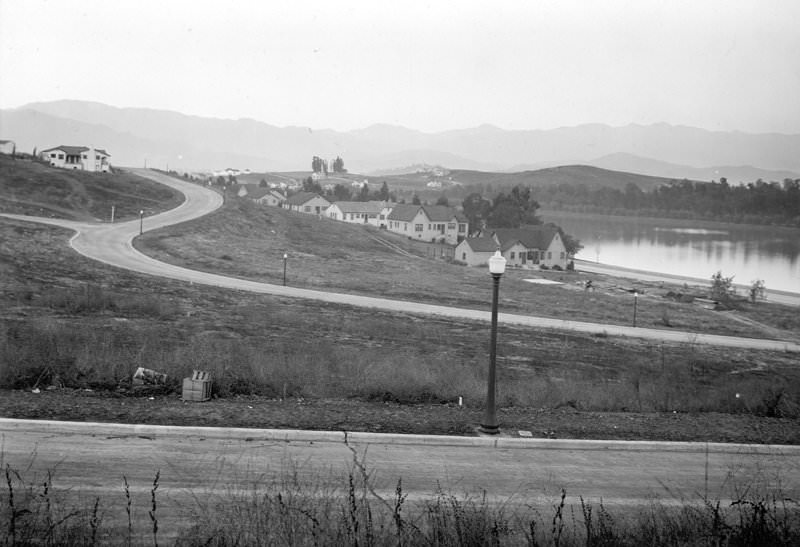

left=283, top=192, right=330, bottom=215
left=237, top=184, right=285, bottom=206
left=386, top=204, right=468, bottom=244
left=40, top=145, right=111, bottom=172
left=455, top=226, right=567, bottom=269
left=325, top=201, right=393, bottom=227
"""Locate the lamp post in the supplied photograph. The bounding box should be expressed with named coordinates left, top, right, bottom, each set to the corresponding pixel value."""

left=481, top=250, right=507, bottom=435
left=633, top=290, right=638, bottom=327
left=283, top=253, right=288, bottom=286
left=139, top=210, right=144, bottom=235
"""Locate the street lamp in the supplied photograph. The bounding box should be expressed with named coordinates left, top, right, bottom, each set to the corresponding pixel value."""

left=283, top=253, right=288, bottom=286
left=139, top=210, right=144, bottom=235
left=481, top=249, right=507, bottom=435
left=633, top=290, right=638, bottom=327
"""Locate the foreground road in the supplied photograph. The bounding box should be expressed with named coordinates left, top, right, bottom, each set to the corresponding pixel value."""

left=2, top=419, right=798, bottom=537
left=1, top=168, right=798, bottom=352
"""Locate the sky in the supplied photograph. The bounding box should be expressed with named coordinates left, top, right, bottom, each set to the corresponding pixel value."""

left=1, top=0, right=799, bottom=134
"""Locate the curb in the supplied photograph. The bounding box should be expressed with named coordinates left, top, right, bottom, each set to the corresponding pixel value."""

left=2, top=418, right=799, bottom=455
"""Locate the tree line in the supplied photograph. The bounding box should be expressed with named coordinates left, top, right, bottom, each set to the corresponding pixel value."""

left=534, top=178, right=800, bottom=226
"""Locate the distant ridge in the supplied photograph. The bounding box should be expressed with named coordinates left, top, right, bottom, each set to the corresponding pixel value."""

left=1, top=100, right=799, bottom=180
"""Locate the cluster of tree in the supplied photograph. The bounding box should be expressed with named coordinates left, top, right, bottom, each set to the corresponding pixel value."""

left=462, top=186, right=542, bottom=231
left=461, top=185, right=582, bottom=256
left=311, top=156, right=346, bottom=175
left=534, top=178, right=800, bottom=226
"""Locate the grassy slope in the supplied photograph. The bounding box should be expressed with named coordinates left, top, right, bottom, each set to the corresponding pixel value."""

left=0, top=154, right=183, bottom=221
left=1, top=219, right=799, bottom=443
left=136, top=195, right=800, bottom=340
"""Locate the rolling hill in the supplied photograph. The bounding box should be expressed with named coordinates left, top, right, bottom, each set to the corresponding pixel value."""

left=2, top=100, right=799, bottom=181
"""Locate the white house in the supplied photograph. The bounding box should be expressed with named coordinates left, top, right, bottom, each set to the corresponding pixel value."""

left=385, top=204, right=468, bottom=245
left=325, top=201, right=392, bottom=227
left=284, top=192, right=331, bottom=215
left=40, top=145, right=111, bottom=172
left=455, top=226, right=568, bottom=269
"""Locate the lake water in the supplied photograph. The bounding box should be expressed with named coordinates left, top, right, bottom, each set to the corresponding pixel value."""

left=540, top=212, right=800, bottom=294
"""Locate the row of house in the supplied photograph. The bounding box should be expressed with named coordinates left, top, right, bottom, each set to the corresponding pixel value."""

left=242, top=186, right=568, bottom=269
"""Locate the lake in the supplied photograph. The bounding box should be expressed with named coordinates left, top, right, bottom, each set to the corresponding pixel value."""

left=540, top=212, right=800, bottom=294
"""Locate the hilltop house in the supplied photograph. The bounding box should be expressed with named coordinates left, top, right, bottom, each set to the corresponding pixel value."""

left=284, top=192, right=331, bottom=215
left=455, top=226, right=568, bottom=269
left=325, top=201, right=392, bottom=227
left=40, top=145, right=111, bottom=172
left=386, top=204, right=468, bottom=245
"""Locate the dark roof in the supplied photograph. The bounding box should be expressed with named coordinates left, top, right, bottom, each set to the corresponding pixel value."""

left=329, top=201, right=385, bottom=214
left=461, top=237, right=499, bottom=253
left=285, top=192, right=327, bottom=205
left=387, top=204, right=466, bottom=223
left=41, top=145, right=110, bottom=156
left=490, top=227, right=559, bottom=251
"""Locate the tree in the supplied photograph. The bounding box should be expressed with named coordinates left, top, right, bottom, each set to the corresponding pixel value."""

left=412, top=194, right=421, bottom=205
left=710, top=271, right=736, bottom=303
left=377, top=181, right=390, bottom=201
left=486, top=185, right=541, bottom=228
left=332, top=156, right=346, bottom=173
left=749, top=279, right=766, bottom=304
left=435, top=195, right=449, bottom=206
left=332, top=184, right=351, bottom=200
left=358, top=184, right=370, bottom=201
left=545, top=223, right=583, bottom=257
left=303, top=176, right=322, bottom=194
left=311, top=156, right=323, bottom=173
left=461, top=193, right=491, bottom=233
left=259, top=178, right=268, bottom=187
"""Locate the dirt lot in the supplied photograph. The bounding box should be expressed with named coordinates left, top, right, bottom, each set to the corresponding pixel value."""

left=2, top=388, right=798, bottom=444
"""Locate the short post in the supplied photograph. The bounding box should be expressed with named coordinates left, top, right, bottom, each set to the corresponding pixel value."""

left=481, top=250, right=506, bottom=435
left=633, top=290, right=638, bottom=327
left=139, top=210, right=144, bottom=235
left=283, top=253, right=288, bottom=286
left=111, top=205, right=115, bottom=223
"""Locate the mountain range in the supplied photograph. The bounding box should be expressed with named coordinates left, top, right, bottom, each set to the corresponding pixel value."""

left=1, top=100, right=799, bottom=183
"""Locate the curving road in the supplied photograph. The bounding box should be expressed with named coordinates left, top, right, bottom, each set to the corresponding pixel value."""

left=2, top=169, right=799, bottom=534
left=2, top=168, right=798, bottom=353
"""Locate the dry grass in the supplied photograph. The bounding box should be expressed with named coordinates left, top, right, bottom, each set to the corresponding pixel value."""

left=137, top=196, right=799, bottom=339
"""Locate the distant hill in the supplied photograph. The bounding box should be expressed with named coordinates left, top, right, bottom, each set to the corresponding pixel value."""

left=445, top=165, right=678, bottom=193
left=2, top=100, right=799, bottom=179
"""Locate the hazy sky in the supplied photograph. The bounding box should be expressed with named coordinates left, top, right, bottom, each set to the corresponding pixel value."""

left=1, top=0, right=799, bottom=134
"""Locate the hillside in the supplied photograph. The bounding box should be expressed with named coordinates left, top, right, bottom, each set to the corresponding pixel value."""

left=0, top=155, right=184, bottom=221
left=445, top=165, right=677, bottom=192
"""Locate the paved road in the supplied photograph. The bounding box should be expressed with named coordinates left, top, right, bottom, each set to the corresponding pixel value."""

left=2, top=419, right=798, bottom=537
left=1, top=168, right=798, bottom=352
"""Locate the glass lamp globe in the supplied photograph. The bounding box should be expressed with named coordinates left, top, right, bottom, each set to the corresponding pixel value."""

left=488, top=250, right=507, bottom=275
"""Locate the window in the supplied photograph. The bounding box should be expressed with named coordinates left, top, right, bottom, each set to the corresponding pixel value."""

left=304, top=206, right=311, bottom=212
left=448, top=223, right=455, bottom=230
left=415, top=224, right=423, bottom=232
left=547, top=252, right=552, bottom=259
left=458, top=224, right=466, bottom=233
left=58, top=154, right=64, bottom=159
left=510, top=252, right=515, bottom=259
left=462, top=252, right=466, bottom=260
left=82, top=154, right=87, bottom=159
left=50, top=153, right=56, bottom=158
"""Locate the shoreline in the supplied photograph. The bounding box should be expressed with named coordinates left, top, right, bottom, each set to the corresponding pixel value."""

left=574, top=259, right=800, bottom=307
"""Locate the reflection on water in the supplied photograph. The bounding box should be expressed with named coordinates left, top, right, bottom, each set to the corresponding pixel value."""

left=541, top=213, right=800, bottom=293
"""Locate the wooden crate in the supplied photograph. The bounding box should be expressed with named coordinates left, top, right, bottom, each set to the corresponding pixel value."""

left=182, top=370, right=212, bottom=402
